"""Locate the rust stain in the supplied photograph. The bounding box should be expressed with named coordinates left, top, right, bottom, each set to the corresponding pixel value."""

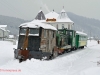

left=19, top=50, right=29, bottom=60
left=22, top=28, right=29, bottom=50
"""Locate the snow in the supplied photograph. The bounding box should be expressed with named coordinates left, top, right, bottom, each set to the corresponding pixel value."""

left=80, top=67, right=100, bottom=75
left=57, top=9, right=73, bottom=23
left=76, top=31, right=87, bottom=36
left=20, top=20, right=57, bottom=30
left=0, top=28, right=6, bottom=31
left=0, top=25, right=10, bottom=32
left=61, top=9, right=66, bottom=12
left=0, top=40, right=100, bottom=75
left=0, top=41, right=16, bottom=66
left=9, top=35, right=14, bottom=39
left=7, top=30, right=10, bottom=32
left=45, top=11, right=59, bottom=19
left=0, top=25, right=7, bottom=28
left=45, top=9, right=74, bottom=24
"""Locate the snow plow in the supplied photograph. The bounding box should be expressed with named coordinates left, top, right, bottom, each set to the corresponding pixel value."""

left=14, top=21, right=58, bottom=62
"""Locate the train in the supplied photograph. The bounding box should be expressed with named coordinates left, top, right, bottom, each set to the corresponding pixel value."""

left=14, top=21, right=87, bottom=62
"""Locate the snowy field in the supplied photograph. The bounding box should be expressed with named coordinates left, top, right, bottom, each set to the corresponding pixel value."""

left=0, top=40, right=100, bottom=75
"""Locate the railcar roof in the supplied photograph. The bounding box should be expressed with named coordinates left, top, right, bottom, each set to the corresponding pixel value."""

left=76, top=31, right=87, bottom=36
left=58, top=29, right=87, bottom=36
left=19, top=20, right=57, bottom=31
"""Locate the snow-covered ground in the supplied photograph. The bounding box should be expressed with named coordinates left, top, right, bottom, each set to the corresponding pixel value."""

left=0, top=40, right=100, bottom=75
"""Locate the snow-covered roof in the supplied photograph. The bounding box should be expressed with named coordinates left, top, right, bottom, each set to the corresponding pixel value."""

left=45, top=10, right=59, bottom=19
left=20, top=20, right=57, bottom=30
left=61, top=9, right=66, bottom=12
left=0, top=28, right=6, bottom=31
left=45, top=9, right=73, bottom=24
left=57, top=9, right=74, bottom=23
left=76, top=31, right=87, bottom=36
left=0, top=25, right=7, bottom=27
left=9, top=35, right=14, bottom=38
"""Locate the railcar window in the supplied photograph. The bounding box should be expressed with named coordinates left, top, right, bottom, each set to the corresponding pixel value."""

left=29, top=28, right=39, bottom=34
left=80, top=36, right=81, bottom=40
left=59, top=31, right=63, bottom=34
left=66, top=31, right=67, bottom=34
left=82, top=36, right=83, bottom=40
left=83, top=36, right=84, bottom=40
left=70, top=32, right=72, bottom=36
left=20, top=28, right=39, bottom=34
left=84, top=36, right=85, bottom=40
left=20, top=28, right=27, bottom=34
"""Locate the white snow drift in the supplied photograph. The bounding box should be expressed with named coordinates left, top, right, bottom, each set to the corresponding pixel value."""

left=0, top=40, right=100, bottom=75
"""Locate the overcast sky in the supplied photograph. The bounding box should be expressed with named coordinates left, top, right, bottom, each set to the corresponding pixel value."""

left=0, top=0, right=99, bottom=20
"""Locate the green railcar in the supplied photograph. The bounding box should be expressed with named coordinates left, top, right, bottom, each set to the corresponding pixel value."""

left=75, top=31, right=87, bottom=48
left=56, top=29, right=87, bottom=53
left=56, top=29, right=76, bottom=51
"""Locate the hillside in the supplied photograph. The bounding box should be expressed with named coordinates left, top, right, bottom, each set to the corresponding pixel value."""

left=67, top=12, right=100, bottom=39
left=0, top=15, right=29, bottom=35
left=0, top=13, right=100, bottom=39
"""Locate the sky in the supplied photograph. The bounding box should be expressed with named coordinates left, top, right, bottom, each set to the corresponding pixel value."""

left=0, top=0, right=99, bottom=20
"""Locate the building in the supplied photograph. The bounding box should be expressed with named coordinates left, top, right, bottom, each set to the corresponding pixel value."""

left=0, top=25, right=10, bottom=40
left=45, top=8, right=74, bottom=29
left=33, top=7, right=74, bottom=30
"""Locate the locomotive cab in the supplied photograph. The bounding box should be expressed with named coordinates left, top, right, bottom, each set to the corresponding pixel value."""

left=56, top=29, right=76, bottom=51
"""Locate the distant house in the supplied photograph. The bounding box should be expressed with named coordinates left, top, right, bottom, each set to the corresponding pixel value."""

left=45, top=8, right=74, bottom=29
left=33, top=8, right=74, bottom=30
left=0, top=25, right=7, bottom=30
left=0, top=25, right=10, bottom=40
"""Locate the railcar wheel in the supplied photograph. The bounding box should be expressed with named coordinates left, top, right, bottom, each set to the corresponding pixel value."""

left=19, top=59, right=23, bottom=63
left=83, top=46, right=84, bottom=48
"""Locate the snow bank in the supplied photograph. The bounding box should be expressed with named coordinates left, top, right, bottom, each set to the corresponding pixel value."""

left=0, top=40, right=100, bottom=75
left=0, top=41, right=16, bottom=66
left=87, top=40, right=98, bottom=47
left=80, top=67, right=100, bottom=75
